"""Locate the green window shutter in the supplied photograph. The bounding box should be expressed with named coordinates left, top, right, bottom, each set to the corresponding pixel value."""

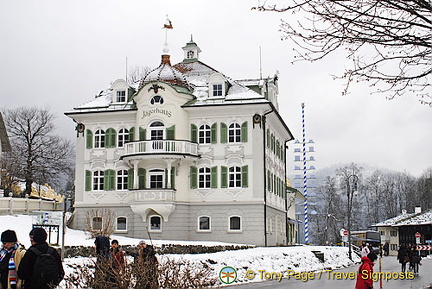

left=104, top=170, right=115, bottom=190
left=191, top=124, right=197, bottom=143
left=139, top=127, right=146, bottom=141
left=242, top=165, right=248, bottom=188
left=86, top=130, right=93, bottom=149
left=166, top=125, right=175, bottom=140
left=190, top=166, right=197, bottom=189
left=221, top=166, right=228, bottom=188
left=129, top=127, right=135, bottom=141
left=106, top=128, right=116, bottom=148
left=241, top=121, right=248, bottom=143
left=267, top=170, right=271, bottom=191
left=85, top=170, right=92, bottom=191
left=211, top=123, right=217, bottom=144
left=171, top=167, right=176, bottom=188
left=211, top=166, right=218, bottom=188
left=220, top=123, right=227, bottom=143
left=128, top=169, right=134, bottom=190
left=138, top=168, right=146, bottom=189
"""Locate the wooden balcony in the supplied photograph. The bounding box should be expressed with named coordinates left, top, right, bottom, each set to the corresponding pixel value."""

left=122, top=140, right=199, bottom=159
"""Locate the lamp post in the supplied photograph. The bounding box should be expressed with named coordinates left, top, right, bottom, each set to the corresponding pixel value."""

left=347, top=174, right=359, bottom=261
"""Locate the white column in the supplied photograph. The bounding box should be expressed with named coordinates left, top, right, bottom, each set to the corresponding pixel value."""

left=165, top=159, right=175, bottom=188
left=132, top=160, right=139, bottom=189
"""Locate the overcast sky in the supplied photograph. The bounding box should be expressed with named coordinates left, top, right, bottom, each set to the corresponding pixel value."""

left=1, top=0, right=431, bottom=177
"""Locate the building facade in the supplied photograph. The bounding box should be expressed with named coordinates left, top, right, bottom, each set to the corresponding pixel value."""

left=66, top=39, right=294, bottom=246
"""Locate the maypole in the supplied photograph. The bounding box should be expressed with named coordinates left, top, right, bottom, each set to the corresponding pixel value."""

left=301, top=103, right=309, bottom=244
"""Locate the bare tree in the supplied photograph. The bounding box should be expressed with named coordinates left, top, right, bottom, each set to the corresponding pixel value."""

left=253, top=0, right=432, bottom=104
left=3, top=107, right=74, bottom=196
left=127, top=65, right=151, bottom=87
left=85, top=209, right=115, bottom=238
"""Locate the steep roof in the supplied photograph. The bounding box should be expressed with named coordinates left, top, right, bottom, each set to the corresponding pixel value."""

left=372, top=210, right=432, bottom=227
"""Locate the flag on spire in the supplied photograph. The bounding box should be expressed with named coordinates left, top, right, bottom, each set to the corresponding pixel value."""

left=163, top=15, right=173, bottom=29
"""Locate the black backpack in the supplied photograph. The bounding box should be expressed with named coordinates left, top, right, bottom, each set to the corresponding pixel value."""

left=29, top=247, right=62, bottom=288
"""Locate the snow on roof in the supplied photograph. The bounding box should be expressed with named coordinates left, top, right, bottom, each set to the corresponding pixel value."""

left=373, top=210, right=432, bottom=227
left=394, top=210, right=432, bottom=226
left=74, top=89, right=112, bottom=109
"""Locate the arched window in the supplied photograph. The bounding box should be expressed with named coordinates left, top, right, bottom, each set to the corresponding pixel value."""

left=94, top=129, right=105, bottom=148
left=229, top=216, right=241, bottom=231
left=198, top=216, right=211, bottom=231
left=228, top=123, right=241, bottom=143
left=148, top=169, right=164, bottom=188
left=198, top=125, right=211, bottom=144
left=149, top=121, right=164, bottom=140
left=117, top=170, right=128, bottom=190
left=93, top=171, right=104, bottom=191
left=149, top=215, right=161, bottom=231
left=198, top=167, right=211, bottom=189
left=116, top=217, right=127, bottom=231
left=228, top=166, right=242, bottom=188
left=92, top=217, right=102, bottom=231
left=118, top=128, right=129, bottom=147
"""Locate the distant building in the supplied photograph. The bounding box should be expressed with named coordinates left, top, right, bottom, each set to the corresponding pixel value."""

left=65, top=38, right=296, bottom=246
left=372, top=207, right=432, bottom=256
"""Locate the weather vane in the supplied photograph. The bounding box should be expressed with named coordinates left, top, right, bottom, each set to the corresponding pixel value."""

left=162, top=15, right=173, bottom=54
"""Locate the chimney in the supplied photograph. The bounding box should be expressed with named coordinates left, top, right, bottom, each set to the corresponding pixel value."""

left=415, top=207, right=422, bottom=214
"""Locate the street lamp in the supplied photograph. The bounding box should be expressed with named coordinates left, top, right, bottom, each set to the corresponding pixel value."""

left=347, top=174, right=359, bottom=261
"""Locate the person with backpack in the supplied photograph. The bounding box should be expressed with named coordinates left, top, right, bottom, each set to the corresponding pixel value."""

left=17, top=228, right=64, bottom=289
left=0, top=230, right=26, bottom=289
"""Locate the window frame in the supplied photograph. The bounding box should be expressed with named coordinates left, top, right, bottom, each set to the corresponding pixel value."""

left=94, top=129, right=105, bottom=148
left=212, top=84, right=223, bottom=97
left=228, top=123, right=241, bottom=143
left=228, top=216, right=242, bottom=231
left=116, top=90, right=126, bottom=103
left=198, top=167, right=211, bottom=189
left=198, top=216, right=211, bottom=231
left=93, top=170, right=104, bottom=191
left=198, top=124, right=211, bottom=144
left=118, top=128, right=129, bottom=147
left=116, top=217, right=127, bottom=232
left=149, top=215, right=162, bottom=232
left=228, top=166, right=242, bottom=188
left=148, top=169, right=165, bottom=189
left=117, top=169, right=128, bottom=190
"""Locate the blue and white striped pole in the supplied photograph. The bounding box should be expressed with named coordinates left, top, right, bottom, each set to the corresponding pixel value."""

left=301, top=103, right=309, bottom=244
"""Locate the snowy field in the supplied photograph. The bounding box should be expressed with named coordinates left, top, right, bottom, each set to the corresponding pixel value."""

left=0, top=214, right=359, bottom=287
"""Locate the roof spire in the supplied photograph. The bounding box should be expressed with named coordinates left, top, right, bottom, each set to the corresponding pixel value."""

left=162, top=15, right=173, bottom=54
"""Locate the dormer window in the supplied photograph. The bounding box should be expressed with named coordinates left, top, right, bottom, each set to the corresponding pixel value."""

left=213, top=84, right=223, bottom=97
left=150, top=95, right=164, bottom=105
left=116, top=90, right=126, bottom=103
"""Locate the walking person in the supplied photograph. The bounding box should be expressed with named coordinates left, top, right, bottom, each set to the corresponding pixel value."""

left=409, top=246, right=421, bottom=275
left=135, top=240, right=158, bottom=289
left=17, top=228, right=64, bottom=289
left=397, top=244, right=409, bottom=272
left=0, top=230, right=26, bottom=289
left=355, top=252, right=378, bottom=289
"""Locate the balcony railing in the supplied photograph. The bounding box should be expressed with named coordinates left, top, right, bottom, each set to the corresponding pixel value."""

left=123, top=140, right=198, bottom=157
left=133, top=189, right=176, bottom=202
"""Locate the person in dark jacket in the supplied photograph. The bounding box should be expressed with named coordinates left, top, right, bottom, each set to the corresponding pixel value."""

left=134, top=240, right=158, bottom=289
left=17, top=228, right=64, bottom=289
left=355, top=252, right=377, bottom=289
left=397, top=244, right=409, bottom=272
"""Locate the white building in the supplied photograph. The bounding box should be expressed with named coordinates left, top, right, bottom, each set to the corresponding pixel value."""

left=66, top=38, right=294, bottom=246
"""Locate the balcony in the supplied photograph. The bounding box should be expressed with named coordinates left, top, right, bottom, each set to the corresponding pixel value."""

left=122, top=140, right=199, bottom=159
left=133, top=189, right=176, bottom=202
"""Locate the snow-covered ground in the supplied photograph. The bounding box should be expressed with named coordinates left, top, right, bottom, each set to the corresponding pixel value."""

left=0, top=214, right=359, bottom=287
